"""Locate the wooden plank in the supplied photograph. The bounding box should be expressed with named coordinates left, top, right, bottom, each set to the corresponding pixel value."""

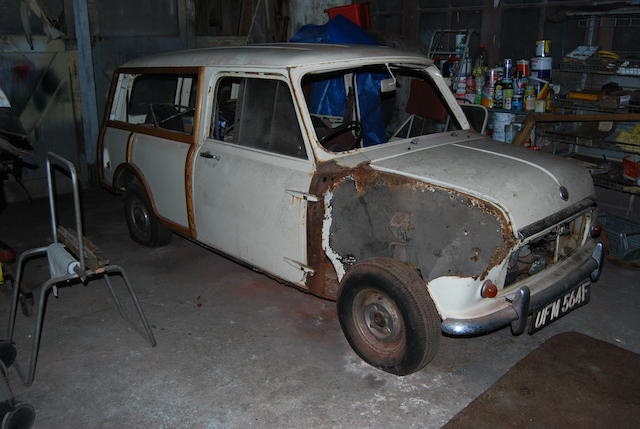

left=481, top=0, right=503, bottom=65
left=532, top=113, right=640, bottom=123
left=238, top=0, right=254, bottom=35
left=512, top=115, right=536, bottom=146
left=57, top=225, right=109, bottom=270
left=512, top=113, right=640, bottom=146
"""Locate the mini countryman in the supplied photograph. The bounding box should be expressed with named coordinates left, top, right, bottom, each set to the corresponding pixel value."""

left=98, top=44, right=604, bottom=375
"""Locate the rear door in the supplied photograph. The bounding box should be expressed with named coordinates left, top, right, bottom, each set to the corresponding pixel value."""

left=193, top=74, right=315, bottom=285
left=100, top=68, right=201, bottom=234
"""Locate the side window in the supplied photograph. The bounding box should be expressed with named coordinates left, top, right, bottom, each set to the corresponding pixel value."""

left=210, top=77, right=307, bottom=159
left=109, top=72, right=198, bottom=135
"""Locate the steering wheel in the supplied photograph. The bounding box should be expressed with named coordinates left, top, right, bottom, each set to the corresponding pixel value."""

left=319, top=121, right=363, bottom=152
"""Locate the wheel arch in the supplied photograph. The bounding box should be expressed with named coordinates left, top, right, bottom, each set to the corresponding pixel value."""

left=115, top=163, right=192, bottom=237
left=337, top=256, right=441, bottom=375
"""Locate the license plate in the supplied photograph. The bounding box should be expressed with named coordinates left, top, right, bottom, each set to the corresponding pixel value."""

left=529, top=280, right=591, bottom=334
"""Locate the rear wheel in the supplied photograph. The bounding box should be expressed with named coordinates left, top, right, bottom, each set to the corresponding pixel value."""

left=337, top=257, right=440, bottom=375
left=124, top=183, right=172, bottom=247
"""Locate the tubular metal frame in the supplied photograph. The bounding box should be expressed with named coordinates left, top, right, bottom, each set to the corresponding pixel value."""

left=6, top=153, right=156, bottom=386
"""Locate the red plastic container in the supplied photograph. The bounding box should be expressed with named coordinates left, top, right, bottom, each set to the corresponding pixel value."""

left=325, top=3, right=371, bottom=30
left=623, top=155, right=640, bottom=184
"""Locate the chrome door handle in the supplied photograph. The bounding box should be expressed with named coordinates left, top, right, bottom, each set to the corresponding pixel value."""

left=200, top=151, right=220, bottom=160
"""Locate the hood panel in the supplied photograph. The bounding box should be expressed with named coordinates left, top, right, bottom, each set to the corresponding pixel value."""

left=370, top=137, right=595, bottom=231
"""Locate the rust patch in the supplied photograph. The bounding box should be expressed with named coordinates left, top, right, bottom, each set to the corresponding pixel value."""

left=306, top=160, right=516, bottom=298
left=306, top=159, right=365, bottom=300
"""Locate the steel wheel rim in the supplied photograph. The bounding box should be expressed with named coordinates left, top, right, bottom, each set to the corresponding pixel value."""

left=352, top=288, right=405, bottom=355
left=129, top=198, right=152, bottom=242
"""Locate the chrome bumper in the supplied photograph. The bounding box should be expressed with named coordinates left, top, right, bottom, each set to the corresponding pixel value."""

left=441, top=240, right=605, bottom=336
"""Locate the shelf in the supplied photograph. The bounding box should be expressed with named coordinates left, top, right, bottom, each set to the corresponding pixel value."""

left=559, top=61, right=640, bottom=77
left=487, top=108, right=544, bottom=115
left=538, top=130, right=640, bottom=155
left=593, top=175, right=640, bottom=195
left=554, top=97, right=640, bottom=114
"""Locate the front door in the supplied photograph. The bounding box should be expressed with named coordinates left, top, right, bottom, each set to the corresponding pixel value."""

left=193, top=75, right=315, bottom=285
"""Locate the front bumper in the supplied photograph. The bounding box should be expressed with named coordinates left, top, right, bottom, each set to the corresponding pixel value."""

left=441, top=240, right=605, bottom=336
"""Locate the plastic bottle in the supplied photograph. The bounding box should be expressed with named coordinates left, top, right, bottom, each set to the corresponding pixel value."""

left=494, top=79, right=504, bottom=109
left=524, top=85, right=535, bottom=111
left=503, top=78, right=514, bottom=110
left=545, top=85, right=554, bottom=112
left=475, top=44, right=488, bottom=69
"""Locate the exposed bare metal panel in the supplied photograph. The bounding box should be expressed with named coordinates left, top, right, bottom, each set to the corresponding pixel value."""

left=325, top=170, right=513, bottom=282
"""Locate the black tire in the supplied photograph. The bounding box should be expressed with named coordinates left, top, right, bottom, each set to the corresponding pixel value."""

left=123, top=183, right=172, bottom=247
left=337, top=257, right=440, bottom=375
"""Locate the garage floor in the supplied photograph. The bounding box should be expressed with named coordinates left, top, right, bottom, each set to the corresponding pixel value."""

left=1, top=189, right=638, bottom=428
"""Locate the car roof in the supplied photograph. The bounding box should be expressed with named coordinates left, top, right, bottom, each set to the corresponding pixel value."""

left=120, top=43, right=432, bottom=69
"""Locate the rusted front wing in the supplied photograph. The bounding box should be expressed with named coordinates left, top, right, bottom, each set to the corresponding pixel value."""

left=305, top=161, right=515, bottom=300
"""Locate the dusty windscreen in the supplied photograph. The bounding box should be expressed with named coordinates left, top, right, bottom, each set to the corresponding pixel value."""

left=302, top=65, right=461, bottom=152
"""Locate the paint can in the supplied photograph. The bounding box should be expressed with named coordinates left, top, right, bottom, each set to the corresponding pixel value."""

left=481, top=84, right=495, bottom=109
left=535, top=40, right=551, bottom=57
left=454, top=76, right=467, bottom=98
left=531, top=57, right=552, bottom=80
left=524, top=85, right=536, bottom=111
left=505, top=123, right=522, bottom=143
left=491, top=112, right=515, bottom=142
left=516, top=59, right=530, bottom=77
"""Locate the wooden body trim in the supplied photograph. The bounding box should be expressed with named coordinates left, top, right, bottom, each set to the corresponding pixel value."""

left=114, top=163, right=191, bottom=236
left=98, top=66, right=206, bottom=239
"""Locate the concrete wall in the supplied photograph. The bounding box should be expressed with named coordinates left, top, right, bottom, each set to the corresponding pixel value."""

left=0, top=0, right=191, bottom=202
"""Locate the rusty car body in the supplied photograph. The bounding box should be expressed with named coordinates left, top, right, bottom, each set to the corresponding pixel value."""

left=97, top=44, right=604, bottom=375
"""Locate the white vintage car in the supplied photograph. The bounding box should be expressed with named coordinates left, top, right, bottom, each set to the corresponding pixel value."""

left=98, top=44, right=604, bottom=375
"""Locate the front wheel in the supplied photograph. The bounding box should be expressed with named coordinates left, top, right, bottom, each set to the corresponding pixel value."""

left=337, top=258, right=441, bottom=375
left=124, top=183, right=172, bottom=247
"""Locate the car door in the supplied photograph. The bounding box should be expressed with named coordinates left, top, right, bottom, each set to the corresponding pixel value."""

left=193, top=74, right=315, bottom=286
left=101, top=69, right=200, bottom=233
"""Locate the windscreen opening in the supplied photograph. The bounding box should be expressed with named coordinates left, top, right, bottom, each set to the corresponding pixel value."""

left=301, top=65, right=461, bottom=153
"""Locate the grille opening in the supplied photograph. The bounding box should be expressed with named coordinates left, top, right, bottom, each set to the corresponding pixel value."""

left=505, top=214, right=588, bottom=287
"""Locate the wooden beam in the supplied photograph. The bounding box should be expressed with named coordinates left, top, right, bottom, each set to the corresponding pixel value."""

left=403, top=0, right=418, bottom=40
left=63, top=0, right=75, bottom=37
left=480, top=0, right=502, bottom=66
left=533, top=113, right=640, bottom=122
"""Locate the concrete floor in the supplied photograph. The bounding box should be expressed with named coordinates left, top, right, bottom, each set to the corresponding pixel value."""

left=1, top=189, right=638, bottom=428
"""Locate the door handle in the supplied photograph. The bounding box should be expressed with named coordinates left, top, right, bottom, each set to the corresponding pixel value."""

left=200, top=151, right=220, bottom=160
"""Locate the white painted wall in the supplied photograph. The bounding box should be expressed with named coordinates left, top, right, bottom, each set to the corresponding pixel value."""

left=288, top=0, right=352, bottom=38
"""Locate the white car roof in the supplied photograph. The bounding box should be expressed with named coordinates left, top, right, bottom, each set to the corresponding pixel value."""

left=121, top=43, right=432, bottom=69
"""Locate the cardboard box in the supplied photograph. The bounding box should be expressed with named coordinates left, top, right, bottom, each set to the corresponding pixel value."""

left=600, top=91, right=631, bottom=109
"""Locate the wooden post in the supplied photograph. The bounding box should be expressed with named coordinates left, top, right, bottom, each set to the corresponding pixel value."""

left=403, top=0, right=418, bottom=40
left=72, top=0, right=99, bottom=170
left=480, top=0, right=502, bottom=66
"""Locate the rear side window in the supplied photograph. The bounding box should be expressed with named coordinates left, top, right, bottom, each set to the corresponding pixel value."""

left=109, top=72, right=198, bottom=135
left=210, top=77, right=307, bottom=159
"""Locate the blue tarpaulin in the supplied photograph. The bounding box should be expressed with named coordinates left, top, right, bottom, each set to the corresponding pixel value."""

left=291, top=16, right=388, bottom=146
